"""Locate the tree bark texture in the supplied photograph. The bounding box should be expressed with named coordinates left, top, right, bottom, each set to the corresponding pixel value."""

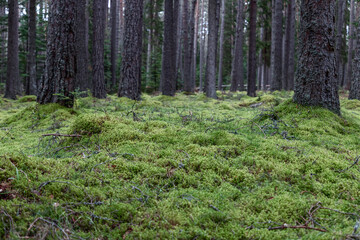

left=5, top=0, right=21, bottom=99
left=217, top=0, right=226, bottom=91
left=118, top=0, right=144, bottom=100
left=335, top=0, right=345, bottom=86
left=26, top=0, right=37, bottom=95
left=247, top=0, right=257, bottom=97
left=205, top=0, right=220, bottom=98
left=294, top=0, right=340, bottom=114
left=37, top=0, right=77, bottom=108
left=161, top=0, right=178, bottom=96
left=270, top=0, right=283, bottom=91
left=230, top=0, right=244, bottom=92
left=76, top=0, right=89, bottom=92
left=349, top=12, right=360, bottom=99
left=345, top=0, right=355, bottom=90
left=92, top=0, right=107, bottom=99
left=110, top=0, right=118, bottom=90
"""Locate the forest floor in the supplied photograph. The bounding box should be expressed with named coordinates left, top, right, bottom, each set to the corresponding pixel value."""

left=0, top=91, right=360, bottom=239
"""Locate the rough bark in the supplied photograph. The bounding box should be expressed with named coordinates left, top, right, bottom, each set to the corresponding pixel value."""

left=230, top=0, right=244, bottom=92
left=118, top=0, right=144, bottom=100
left=26, top=0, right=37, bottom=95
left=336, top=0, right=345, bottom=86
left=247, top=0, right=257, bottom=97
left=92, top=0, right=107, bottom=99
left=345, top=0, right=355, bottom=90
left=161, top=0, right=177, bottom=96
left=294, top=0, right=340, bottom=114
left=37, top=0, right=76, bottom=108
left=270, top=0, right=283, bottom=91
left=110, top=0, right=118, bottom=90
left=76, top=0, right=89, bottom=92
left=217, top=0, right=225, bottom=91
left=5, top=0, right=21, bottom=99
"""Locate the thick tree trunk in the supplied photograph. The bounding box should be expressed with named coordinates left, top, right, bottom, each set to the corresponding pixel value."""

left=230, top=0, right=244, bottom=92
left=247, top=0, right=257, bottom=97
left=110, top=0, right=118, bottom=90
left=92, top=0, right=107, bottom=99
left=5, top=0, right=21, bottom=99
left=336, top=0, right=345, bottom=86
left=161, top=0, right=177, bottom=96
left=205, top=0, right=220, bottom=98
left=294, top=0, right=340, bottom=114
left=217, top=0, right=225, bottom=91
left=270, top=0, right=283, bottom=91
left=345, top=0, right=355, bottom=90
left=37, top=0, right=76, bottom=108
left=118, top=0, right=144, bottom=100
left=26, top=0, right=37, bottom=95
left=76, top=0, right=89, bottom=92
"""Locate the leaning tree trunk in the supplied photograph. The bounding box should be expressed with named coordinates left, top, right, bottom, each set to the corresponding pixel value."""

left=230, top=0, right=244, bottom=92
left=161, top=0, right=178, bottom=96
left=5, top=0, right=21, bottom=99
left=118, top=0, right=144, bottom=100
left=92, top=0, right=107, bottom=99
left=294, top=0, right=340, bottom=114
left=205, top=0, right=220, bottom=98
left=270, top=0, right=283, bottom=91
left=26, top=0, right=37, bottom=95
left=37, top=0, right=76, bottom=108
left=247, top=0, right=257, bottom=97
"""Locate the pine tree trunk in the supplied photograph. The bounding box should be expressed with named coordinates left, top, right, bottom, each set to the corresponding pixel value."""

left=118, top=0, right=144, bottom=100
left=294, top=0, right=340, bottom=114
left=230, top=0, right=244, bottom=92
left=336, top=0, right=345, bottom=86
left=0, top=3, right=5, bottom=86
left=349, top=8, right=360, bottom=99
left=26, top=0, right=37, bottom=95
left=119, top=0, right=124, bottom=53
left=5, top=0, right=21, bottom=99
left=199, top=0, right=206, bottom=91
left=76, top=0, right=90, bottom=92
left=345, top=0, right=355, bottom=90
left=191, top=0, right=199, bottom=91
left=145, top=0, right=154, bottom=88
left=270, top=0, right=283, bottom=91
left=161, top=0, right=177, bottom=96
left=110, top=0, right=118, bottom=90
left=37, top=0, right=76, bottom=108
left=217, top=0, right=226, bottom=91
left=282, top=0, right=295, bottom=90
left=247, top=0, right=257, bottom=97
left=92, top=0, right=107, bottom=99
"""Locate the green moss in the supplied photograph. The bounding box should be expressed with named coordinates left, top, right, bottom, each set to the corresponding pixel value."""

left=17, top=95, right=37, bottom=103
left=342, top=99, right=360, bottom=110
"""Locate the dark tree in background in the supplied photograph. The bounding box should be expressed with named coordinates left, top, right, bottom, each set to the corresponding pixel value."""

left=247, top=0, right=257, bottom=97
left=161, top=0, right=178, bottom=96
left=294, top=0, right=340, bottom=114
left=270, top=0, right=283, bottom=91
left=110, top=0, right=118, bottom=90
left=5, top=0, right=21, bottom=99
left=38, top=0, right=76, bottom=108
left=118, top=0, right=144, bottom=100
left=92, top=0, right=107, bottom=99
left=26, top=0, right=37, bottom=95
left=349, top=10, right=360, bottom=100
left=205, top=0, right=220, bottom=99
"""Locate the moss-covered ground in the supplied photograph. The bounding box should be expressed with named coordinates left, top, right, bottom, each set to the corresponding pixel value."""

left=0, top=91, right=359, bottom=239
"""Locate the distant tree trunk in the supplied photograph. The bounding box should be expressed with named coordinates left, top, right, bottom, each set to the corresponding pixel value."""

left=336, top=0, right=345, bottom=86
left=217, top=0, right=225, bottom=91
left=5, top=0, right=21, bottom=99
left=349, top=9, right=360, bottom=99
left=119, top=0, right=124, bottom=52
left=38, top=0, right=76, bottom=108
left=205, top=0, right=220, bottom=98
left=282, top=0, right=295, bottom=90
left=270, top=0, right=283, bottom=91
left=92, top=0, right=107, bottom=99
left=76, top=0, right=89, bottom=92
left=110, top=0, right=118, bottom=90
left=191, top=0, right=199, bottom=90
left=247, top=0, right=257, bottom=97
left=199, top=0, right=206, bottom=91
left=145, top=0, right=153, bottom=88
left=161, top=0, right=177, bottom=96
left=175, top=0, right=183, bottom=86
left=230, top=0, right=244, bottom=92
left=118, top=0, right=143, bottom=100
left=0, top=3, right=5, bottom=86
left=294, top=0, right=340, bottom=114
left=26, top=0, right=37, bottom=95
left=345, top=0, right=355, bottom=90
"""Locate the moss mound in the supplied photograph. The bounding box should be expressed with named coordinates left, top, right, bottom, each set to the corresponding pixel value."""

left=18, top=95, right=37, bottom=103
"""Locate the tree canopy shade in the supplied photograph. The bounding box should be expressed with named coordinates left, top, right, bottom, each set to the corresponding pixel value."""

left=37, top=0, right=76, bottom=108
left=293, top=0, right=340, bottom=114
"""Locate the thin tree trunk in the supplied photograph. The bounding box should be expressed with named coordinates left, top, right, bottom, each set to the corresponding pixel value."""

left=5, top=0, right=21, bottom=99
left=205, top=0, right=220, bottom=98
left=230, top=0, right=245, bottom=92
left=111, top=0, right=118, bottom=90
left=270, top=0, right=283, bottom=91
left=199, top=0, right=206, bottom=91
left=282, top=0, right=295, bottom=90
left=191, top=0, right=199, bottom=90
left=345, top=0, right=355, bottom=90
left=336, top=0, right=345, bottom=86
left=119, top=0, right=124, bottom=53
left=349, top=13, right=360, bottom=100
left=26, top=0, right=37, bottom=95
left=247, top=0, right=257, bottom=97
left=217, top=0, right=225, bottom=91
left=118, top=0, right=144, bottom=100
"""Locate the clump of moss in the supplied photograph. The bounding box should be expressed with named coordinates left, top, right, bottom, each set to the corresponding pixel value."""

left=70, top=113, right=112, bottom=135
left=17, top=95, right=37, bottom=103
left=341, top=99, right=360, bottom=110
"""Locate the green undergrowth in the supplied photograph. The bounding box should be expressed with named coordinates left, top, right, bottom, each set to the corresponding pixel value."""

left=0, top=92, right=360, bottom=239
